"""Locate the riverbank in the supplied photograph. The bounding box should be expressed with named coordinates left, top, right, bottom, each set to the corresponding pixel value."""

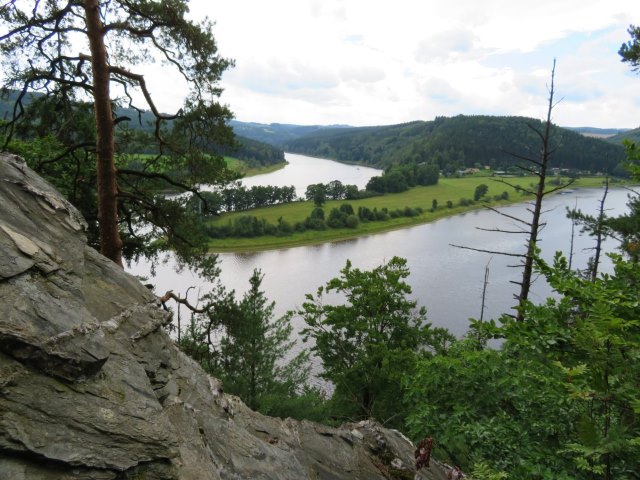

left=207, top=176, right=617, bottom=252
left=226, top=156, right=288, bottom=177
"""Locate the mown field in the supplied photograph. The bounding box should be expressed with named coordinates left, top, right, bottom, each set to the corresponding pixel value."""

left=206, top=175, right=613, bottom=252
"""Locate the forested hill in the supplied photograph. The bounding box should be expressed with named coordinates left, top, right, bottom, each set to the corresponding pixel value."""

left=230, top=120, right=349, bottom=146
left=217, top=135, right=284, bottom=168
left=607, top=127, right=640, bottom=145
left=0, top=91, right=284, bottom=168
left=283, top=115, right=626, bottom=174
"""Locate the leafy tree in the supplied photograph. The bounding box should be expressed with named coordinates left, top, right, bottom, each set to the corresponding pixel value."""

left=326, top=179, right=346, bottom=200
left=1, top=0, right=235, bottom=266
left=218, top=270, right=309, bottom=410
left=538, top=254, right=640, bottom=479
left=305, top=183, right=327, bottom=206
left=474, top=183, right=489, bottom=201
left=568, top=28, right=640, bottom=266
left=619, top=24, right=640, bottom=70
left=299, top=257, right=433, bottom=425
left=180, top=269, right=310, bottom=414
left=405, top=252, right=640, bottom=478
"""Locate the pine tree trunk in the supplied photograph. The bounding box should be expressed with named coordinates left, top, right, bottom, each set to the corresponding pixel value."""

left=84, top=0, right=123, bottom=267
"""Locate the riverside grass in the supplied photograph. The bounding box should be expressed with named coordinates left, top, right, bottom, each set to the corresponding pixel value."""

left=207, top=175, right=612, bottom=252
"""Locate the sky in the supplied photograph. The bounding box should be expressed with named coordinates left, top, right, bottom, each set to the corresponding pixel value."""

left=119, top=1, right=639, bottom=129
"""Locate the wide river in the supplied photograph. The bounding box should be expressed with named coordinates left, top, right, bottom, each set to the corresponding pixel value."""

left=129, top=153, right=630, bottom=338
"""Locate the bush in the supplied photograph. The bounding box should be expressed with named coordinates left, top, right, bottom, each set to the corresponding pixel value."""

left=310, top=207, right=325, bottom=220
left=339, top=203, right=354, bottom=215
left=345, top=214, right=359, bottom=228
left=446, top=200, right=454, bottom=208
left=328, top=208, right=347, bottom=228
left=375, top=209, right=389, bottom=221
left=403, top=206, right=418, bottom=217
left=305, top=217, right=326, bottom=230
left=277, top=217, right=293, bottom=234
left=358, top=206, right=375, bottom=221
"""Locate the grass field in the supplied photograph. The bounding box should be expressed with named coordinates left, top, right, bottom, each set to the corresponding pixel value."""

left=207, top=175, right=613, bottom=252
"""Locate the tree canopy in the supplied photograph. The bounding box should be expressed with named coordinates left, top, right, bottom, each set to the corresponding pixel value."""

left=299, top=257, right=442, bottom=425
left=619, top=24, right=640, bottom=71
left=0, top=0, right=236, bottom=266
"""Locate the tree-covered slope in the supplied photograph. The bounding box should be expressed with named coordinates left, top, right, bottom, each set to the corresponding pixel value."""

left=1, top=90, right=285, bottom=167
left=218, top=135, right=285, bottom=167
left=230, top=120, right=349, bottom=147
left=607, top=126, right=640, bottom=145
left=284, top=115, right=626, bottom=173
left=565, top=126, right=630, bottom=137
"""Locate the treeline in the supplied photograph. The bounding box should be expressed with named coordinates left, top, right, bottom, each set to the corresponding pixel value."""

left=303, top=163, right=439, bottom=204
left=304, top=180, right=375, bottom=203
left=215, top=135, right=285, bottom=168
left=189, top=184, right=296, bottom=213
left=205, top=203, right=425, bottom=239
left=366, top=162, right=439, bottom=193
left=283, top=115, right=626, bottom=174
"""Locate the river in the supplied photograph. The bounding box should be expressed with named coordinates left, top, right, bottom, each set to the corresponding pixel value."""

left=129, top=153, right=630, bottom=338
left=237, top=152, right=382, bottom=197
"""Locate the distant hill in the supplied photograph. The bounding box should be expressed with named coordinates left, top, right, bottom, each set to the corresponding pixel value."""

left=230, top=120, right=350, bottom=147
left=606, top=127, right=640, bottom=145
left=564, top=126, right=631, bottom=138
left=283, top=115, right=626, bottom=174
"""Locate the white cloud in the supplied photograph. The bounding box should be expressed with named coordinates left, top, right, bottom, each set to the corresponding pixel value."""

left=174, top=0, right=640, bottom=128
left=415, top=29, right=478, bottom=63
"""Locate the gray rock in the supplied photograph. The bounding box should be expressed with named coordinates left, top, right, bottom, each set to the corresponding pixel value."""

left=0, top=154, right=453, bottom=479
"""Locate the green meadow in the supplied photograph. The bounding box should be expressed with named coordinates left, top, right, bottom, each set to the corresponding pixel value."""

left=206, top=175, right=611, bottom=252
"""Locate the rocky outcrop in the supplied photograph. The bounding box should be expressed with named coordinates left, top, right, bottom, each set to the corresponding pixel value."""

left=0, top=154, right=452, bottom=479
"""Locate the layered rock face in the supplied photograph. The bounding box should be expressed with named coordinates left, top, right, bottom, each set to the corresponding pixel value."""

left=0, top=154, right=451, bottom=479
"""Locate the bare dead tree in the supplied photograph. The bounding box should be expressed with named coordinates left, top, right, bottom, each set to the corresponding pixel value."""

left=567, top=177, right=613, bottom=281
left=480, top=257, right=492, bottom=322
left=452, top=60, right=574, bottom=320
left=590, top=178, right=610, bottom=281
left=568, top=197, right=578, bottom=270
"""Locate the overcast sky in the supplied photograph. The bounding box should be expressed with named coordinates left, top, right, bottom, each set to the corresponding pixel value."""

left=151, top=0, right=640, bottom=128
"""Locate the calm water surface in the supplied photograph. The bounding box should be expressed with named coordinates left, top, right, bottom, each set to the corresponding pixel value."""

left=238, top=152, right=382, bottom=197
left=130, top=154, right=630, bottom=338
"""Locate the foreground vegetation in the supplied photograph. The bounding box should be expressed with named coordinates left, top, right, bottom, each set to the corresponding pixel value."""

left=205, top=175, right=613, bottom=252
left=181, top=140, right=640, bottom=477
